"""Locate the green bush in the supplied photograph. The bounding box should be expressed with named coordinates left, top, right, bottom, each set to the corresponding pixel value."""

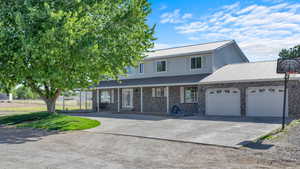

left=12, top=86, right=38, bottom=99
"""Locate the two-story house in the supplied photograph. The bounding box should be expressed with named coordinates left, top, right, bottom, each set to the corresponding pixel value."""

left=92, top=40, right=300, bottom=118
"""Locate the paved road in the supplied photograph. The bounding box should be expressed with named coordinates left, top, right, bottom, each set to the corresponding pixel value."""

left=73, top=112, right=282, bottom=148
left=0, top=127, right=298, bottom=169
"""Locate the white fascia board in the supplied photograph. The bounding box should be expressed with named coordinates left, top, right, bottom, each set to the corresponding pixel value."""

left=93, top=82, right=199, bottom=89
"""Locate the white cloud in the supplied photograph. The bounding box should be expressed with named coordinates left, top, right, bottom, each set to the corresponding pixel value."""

left=160, top=9, right=193, bottom=24
left=188, top=37, right=200, bottom=41
left=176, top=22, right=208, bottom=34
left=159, top=4, right=167, bottom=10
left=222, top=2, right=240, bottom=11
left=174, top=2, right=300, bottom=61
left=153, top=43, right=172, bottom=49
left=182, top=13, right=193, bottom=19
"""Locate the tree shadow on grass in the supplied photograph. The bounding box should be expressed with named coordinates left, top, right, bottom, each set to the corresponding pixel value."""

left=0, top=126, right=58, bottom=144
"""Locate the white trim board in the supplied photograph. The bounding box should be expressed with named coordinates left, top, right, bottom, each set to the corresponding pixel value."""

left=94, top=82, right=200, bottom=89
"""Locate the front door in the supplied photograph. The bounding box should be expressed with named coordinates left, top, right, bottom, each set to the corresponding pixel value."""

left=122, top=89, right=133, bottom=108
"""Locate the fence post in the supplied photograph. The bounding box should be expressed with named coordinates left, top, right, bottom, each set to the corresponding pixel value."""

left=62, top=95, right=65, bottom=111
left=85, top=91, right=87, bottom=110
left=79, top=91, right=82, bottom=110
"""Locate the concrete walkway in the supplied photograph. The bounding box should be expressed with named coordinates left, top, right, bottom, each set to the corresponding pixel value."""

left=71, top=112, right=282, bottom=148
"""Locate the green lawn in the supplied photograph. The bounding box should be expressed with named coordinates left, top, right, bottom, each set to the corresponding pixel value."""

left=0, top=112, right=100, bottom=131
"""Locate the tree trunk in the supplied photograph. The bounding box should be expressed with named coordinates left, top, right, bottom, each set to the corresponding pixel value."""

left=42, top=89, right=61, bottom=113
left=44, top=98, right=57, bottom=113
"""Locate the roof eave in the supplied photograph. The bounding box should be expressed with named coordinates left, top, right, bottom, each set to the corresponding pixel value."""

left=144, top=50, right=214, bottom=61
left=93, top=82, right=200, bottom=89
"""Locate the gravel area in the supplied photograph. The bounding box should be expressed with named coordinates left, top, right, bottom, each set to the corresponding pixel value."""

left=263, top=122, right=300, bottom=163
left=0, top=124, right=299, bottom=169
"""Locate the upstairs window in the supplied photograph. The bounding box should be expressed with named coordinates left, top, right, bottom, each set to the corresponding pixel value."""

left=156, top=60, right=167, bottom=72
left=191, top=56, right=202, bottom=70
left=139, top=63, right=144, bottom=74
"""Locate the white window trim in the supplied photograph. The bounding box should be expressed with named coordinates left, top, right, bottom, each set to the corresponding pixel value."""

left=138, top=63, right=144, bottom=74
left=156, top=59, right=167, bottom=73
left=190, top=56, right=202, bottom=71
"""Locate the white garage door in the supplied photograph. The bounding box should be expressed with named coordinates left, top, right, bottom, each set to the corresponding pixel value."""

left=206, top=88, right=241, bottom=116
left=246, top=86, right=288, bottom=117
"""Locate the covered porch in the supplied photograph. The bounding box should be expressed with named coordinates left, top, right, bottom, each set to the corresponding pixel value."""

left=92, top=74, right=209, bottom=115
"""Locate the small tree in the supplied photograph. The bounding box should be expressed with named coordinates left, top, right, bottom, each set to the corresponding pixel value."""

left=12, top=86, right=38, bottom=100
left=0, top=0, right=154, bottom=112
left=279, top=45, right=300, bottom=59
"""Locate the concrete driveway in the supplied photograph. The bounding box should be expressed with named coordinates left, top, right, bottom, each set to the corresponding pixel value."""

left=72, top=113, right=282, bottom=148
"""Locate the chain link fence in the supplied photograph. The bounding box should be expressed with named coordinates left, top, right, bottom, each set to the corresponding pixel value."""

left=59, top=90, right=93, bottom=112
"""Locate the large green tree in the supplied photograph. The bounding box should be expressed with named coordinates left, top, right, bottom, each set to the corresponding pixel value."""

left=279, top=45, right=300, bottom=59
left=0, top=0, right=154, bottom=112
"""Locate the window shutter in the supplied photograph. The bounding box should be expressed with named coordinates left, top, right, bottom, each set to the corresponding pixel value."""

left=152, top=88, right=155, bottom=97
left=111, top=89, right=114, bottom=103
left=180, top=87, right=184, bottom=103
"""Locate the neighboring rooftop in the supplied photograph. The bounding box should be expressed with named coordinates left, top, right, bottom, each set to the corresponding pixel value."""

left=146, top=40, right=234, bottom=60
left=97, top=74, right=210, bottom=88
left=200, top=61, right=300, bottom=84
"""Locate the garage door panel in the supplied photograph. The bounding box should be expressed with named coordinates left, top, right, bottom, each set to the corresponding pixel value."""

left=247, top=86, right=288, bottom=117
left=206, top=88, right=240, bottom=116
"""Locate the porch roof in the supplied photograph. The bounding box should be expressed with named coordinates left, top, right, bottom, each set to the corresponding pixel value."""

left=96, top=74, right=210, bottom=88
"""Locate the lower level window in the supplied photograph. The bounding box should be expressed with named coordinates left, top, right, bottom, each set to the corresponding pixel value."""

left=184, top=87, right=198, bottom=103
left=152, top=87, right=166, bottom=97
left=101, top=90, right=113, bottom=103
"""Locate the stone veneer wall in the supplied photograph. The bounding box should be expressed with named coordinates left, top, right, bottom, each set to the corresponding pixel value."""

left=198, top=80, right=300, bottom=118
left=169, top=86, right=199, bottom=114
left=142, top=87, right=167, bottom=113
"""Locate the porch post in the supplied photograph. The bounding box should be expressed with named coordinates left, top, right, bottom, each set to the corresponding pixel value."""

left=166, top=86, right=169, bottom=113
left=140, top=87, right=143, bottom=112
left=96, top=89, right=100, bottom=112
left=117, top=88, right=120, bottom=113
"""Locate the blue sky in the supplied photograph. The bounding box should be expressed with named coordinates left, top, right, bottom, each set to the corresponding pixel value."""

left=147, top=0, right=300, bottom=61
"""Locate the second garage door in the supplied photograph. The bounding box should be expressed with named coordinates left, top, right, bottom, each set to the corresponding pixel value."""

left=246, top=86, right=288, bottom=117
left=206, top=88, right=241, bottom=116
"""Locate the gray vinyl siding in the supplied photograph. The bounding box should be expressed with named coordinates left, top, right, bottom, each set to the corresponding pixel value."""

left=212, top=43, right=247, bottom=72
left=123, top=54, right=213, bottom=79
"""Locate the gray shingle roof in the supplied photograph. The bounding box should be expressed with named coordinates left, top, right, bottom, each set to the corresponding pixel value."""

left=97, top=74, right=210, bottom=88
left=200, top=61, right=300, bottom=84
left=145, top=40, right=233, bottom=60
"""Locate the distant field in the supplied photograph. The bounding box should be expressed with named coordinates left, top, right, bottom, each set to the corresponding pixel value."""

left=0, top=99, right=92, bottom=114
